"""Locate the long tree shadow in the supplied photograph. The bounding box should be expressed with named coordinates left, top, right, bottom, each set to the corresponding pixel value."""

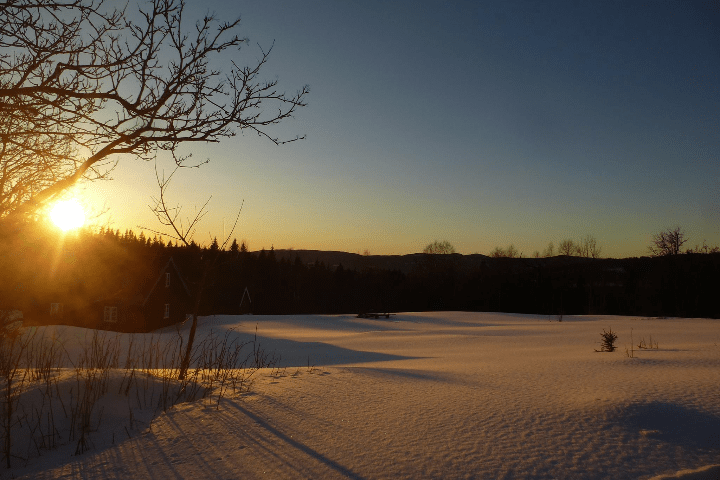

left=242, top=334, right=421, bottom=368
left=203, top=313, right=501, bottom=331
left=347, top=366, right=455, bottom=383
left=226, top=400, right=366, bottom=480
left=175, top=325, right=421, bottom=368
left=202, top=314, right=409, bottom=333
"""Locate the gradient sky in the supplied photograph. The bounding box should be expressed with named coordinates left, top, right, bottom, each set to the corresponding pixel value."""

left=82, top=0, right=720, bottom=258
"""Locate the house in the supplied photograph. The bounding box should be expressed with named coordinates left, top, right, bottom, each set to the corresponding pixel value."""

left=97, top=257, right=193, bottom=332
left=138, top=257, right=193, bottom=330
left=24, top=256, right=193, bottom=332
left=93, top=290, right=146, bottom=332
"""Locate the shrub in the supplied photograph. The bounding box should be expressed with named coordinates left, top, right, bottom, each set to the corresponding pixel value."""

left=596, top=328, right=618, bottom=352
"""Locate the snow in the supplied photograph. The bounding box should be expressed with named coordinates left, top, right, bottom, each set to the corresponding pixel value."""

left=3, top=312, right=720, bottom=479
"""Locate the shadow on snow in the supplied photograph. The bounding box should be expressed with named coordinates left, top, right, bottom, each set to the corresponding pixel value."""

left=617, top=401, right=720, bottom=450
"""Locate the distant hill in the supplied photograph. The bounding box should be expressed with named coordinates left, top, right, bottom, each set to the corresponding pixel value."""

left=255, top=249, right=493, bottom=274
left=252, top=249, right=625, bottom=273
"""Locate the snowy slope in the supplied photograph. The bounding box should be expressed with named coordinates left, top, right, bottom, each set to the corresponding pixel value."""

left=4, top=312, right=720, bottom=479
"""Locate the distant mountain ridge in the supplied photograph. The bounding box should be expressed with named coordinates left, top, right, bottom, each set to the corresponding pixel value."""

left=255, top=249, right=480, bottom=274
left=255, top=249, right=631, bottom=274
left=245, top=249, right=602, bottom=274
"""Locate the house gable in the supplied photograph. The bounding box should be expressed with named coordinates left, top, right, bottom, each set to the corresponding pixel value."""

left=142, top=257, right=193, bottom=330
left=143, top=257, right=192, bottom=305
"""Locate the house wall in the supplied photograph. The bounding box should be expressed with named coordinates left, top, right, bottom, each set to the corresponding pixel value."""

left=96, top=303, right=145, bottom=332
left=26, top=302, right=95, bottom=329
left=143, top=268, right=192, bottom=331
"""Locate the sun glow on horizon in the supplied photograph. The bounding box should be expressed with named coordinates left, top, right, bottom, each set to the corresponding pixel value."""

left=50, top=199, right=86, bottom=231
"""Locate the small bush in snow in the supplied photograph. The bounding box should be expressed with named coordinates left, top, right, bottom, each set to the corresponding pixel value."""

left=596, top=328, right=618, bottom=352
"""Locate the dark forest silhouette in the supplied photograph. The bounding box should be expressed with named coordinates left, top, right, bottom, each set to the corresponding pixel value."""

left=4, top=224, right=719, bottom=332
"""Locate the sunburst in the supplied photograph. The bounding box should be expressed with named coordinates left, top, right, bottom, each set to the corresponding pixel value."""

left=49, top=199, right=85, bottom=231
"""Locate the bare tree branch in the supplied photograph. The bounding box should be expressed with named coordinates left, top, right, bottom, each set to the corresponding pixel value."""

left=649, top=227, right=687, bottom=256
left=0, top=0, right=308, bottom=222
left=142, top=163, right=211, bottom=245
left=141, top=164, right=244, bottom=380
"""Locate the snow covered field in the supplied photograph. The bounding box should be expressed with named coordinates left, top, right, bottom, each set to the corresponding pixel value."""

left=4, top=312, right=720, bottom=479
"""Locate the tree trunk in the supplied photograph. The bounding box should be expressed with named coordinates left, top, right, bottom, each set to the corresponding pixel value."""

left=178, top=260, right=212, bottom=380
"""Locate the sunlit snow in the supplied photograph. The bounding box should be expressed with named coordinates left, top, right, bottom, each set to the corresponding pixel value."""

left=4, top=312, right=720, bottom=479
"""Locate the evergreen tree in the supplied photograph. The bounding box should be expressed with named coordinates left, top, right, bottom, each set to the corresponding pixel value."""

left=230, top=238, right=239, bottom=252
left=210, top=237, right=220, bottom=251
left=151, top=235, right=165, bottom=248
left=124, top=229, right=137, bottom=243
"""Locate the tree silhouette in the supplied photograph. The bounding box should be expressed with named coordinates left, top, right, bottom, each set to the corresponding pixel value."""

left=146, top=170, right=243, bottom=380
left=423, top=240, right=456, bottom=255
left=576, top=235, right=601, bottom=258
left=490, top=244, right=520, bottom=258
left=0, top=0, right=308, bottom=223
left=558, top=239, right=576, bottom=256
left=649, top=227, right=687, bottom=256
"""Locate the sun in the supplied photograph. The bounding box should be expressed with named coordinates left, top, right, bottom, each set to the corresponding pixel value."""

left=50, top=199, right=86, bottom=231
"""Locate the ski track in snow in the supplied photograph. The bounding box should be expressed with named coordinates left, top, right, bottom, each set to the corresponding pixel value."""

left=5, top=312, right=720, bottom=479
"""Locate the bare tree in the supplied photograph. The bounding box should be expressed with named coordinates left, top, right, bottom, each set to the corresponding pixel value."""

left=576, top=235, right=601, bottom=258
left=423, top=240, right=456, bottom=255
left=490, top=244, right=519, bottom=258
left=0, top=0, right=308, bottom=223
left=687, top=240, right=720, bottom=254
left=558, top=239, right=576, bottom=256
left=542, top=242, right=554, bottom=257
left=144, top=166, right=241, bottom=380
left=649, top=227, right=688, bottom=256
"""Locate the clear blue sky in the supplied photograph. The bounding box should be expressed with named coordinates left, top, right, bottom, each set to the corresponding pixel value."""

left=85, top=0, right=720, bottom=257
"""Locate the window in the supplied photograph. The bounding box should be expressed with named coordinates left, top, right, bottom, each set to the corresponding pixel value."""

left=164, top=304, right=170, bottom=319
left=104, top=306, right=118, bottom=323
left=50, top=303, right=63, bottom=316
left=165, top=272, right=170, bottom=287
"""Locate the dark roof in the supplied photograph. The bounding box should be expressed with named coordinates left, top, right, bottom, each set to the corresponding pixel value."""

left=142, top=257, right=192, bottom=305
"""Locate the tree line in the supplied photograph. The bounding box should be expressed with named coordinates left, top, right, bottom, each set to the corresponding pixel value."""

left=6, top=225, right=719, bottom=327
